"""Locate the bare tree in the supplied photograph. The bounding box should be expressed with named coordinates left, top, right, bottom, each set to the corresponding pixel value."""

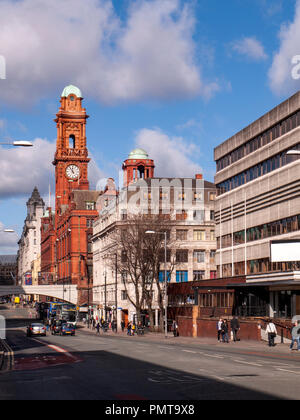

left=108, top=213, right=177, bottom=330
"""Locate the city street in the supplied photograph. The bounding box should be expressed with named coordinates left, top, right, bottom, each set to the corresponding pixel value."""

left=1, top=306, right=300, bottom=400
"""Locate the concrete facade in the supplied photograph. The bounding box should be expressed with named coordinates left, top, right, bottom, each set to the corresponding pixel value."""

left=214, top=91, right=300, bottom=319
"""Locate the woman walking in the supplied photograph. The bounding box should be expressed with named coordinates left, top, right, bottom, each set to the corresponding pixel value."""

left=221, top=319, right=229, bottom=343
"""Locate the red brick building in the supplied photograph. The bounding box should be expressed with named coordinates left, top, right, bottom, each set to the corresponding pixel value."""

left=41, top=85, right=100, bottom=304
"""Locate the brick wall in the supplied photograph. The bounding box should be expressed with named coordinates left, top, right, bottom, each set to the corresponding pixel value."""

left=178, top=316, right=262, bottom=341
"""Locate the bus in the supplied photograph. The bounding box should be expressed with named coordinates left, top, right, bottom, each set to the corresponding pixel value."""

left=55, top=304, right=77, bottom=326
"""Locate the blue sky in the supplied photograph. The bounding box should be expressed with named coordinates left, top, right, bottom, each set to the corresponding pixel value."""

left=0, top=0, right=300, bottom=253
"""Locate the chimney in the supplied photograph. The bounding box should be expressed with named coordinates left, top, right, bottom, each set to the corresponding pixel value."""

left=195, top=174, right=203, bottom=180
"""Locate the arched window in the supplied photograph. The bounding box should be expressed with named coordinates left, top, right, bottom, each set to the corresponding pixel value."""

left=69, top=135, right=76, bottom=149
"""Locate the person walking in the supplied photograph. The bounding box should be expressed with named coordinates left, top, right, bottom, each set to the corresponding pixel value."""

left=121, top=320, right=125, bottom=332
left=230, top=316, right=240, bottom=342
left=172, top=320, right=178, bottom=337
left=221, top=319, right=229, bottom=343
left=266, top=320, right=277, bottom=347
left=131, top=323, right=136, bottom=336
left=127, top=322, right=132, bottom=336
left=217, top=318, right=223, bottom=342
left=96, top=321, right=100, bottom=335
left=290, top=321, right=300, bottom=351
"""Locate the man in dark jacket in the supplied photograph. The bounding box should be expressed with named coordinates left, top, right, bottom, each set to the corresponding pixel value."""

left=230, top=316, right=240, bottom=342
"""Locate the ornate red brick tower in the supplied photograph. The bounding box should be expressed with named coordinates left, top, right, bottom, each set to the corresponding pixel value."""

left=53, top=85, right=90, bottom=223
left=122, top=148, right=155, bottom=187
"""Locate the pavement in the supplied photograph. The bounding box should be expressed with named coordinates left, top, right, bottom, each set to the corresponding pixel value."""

left=77, top=323, right=299, bottom=356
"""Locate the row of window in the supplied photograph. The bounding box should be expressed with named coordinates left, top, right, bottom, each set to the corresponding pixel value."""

left=216, top=110, right=300, bottom=172
left=218, top=259, right=300, bottom=277
left=177, top=229, right=215, bottom=241
left=159, top=270, right=217, bottom=283
left=217, top=143, right=300, bottom=195
left=217, top=214, right=300, bottom=248
left=199, top=292, right=234, bottom=308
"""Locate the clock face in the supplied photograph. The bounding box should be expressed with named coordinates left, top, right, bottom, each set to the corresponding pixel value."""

left=66, top=165, right=80, bottom=179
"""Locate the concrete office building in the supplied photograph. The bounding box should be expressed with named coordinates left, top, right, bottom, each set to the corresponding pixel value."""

left=214, top=91, right=300, bottom=319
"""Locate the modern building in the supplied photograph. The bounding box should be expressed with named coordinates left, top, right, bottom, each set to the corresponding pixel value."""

left=214, top=90, right=300, bottom=319
left=40, top=85, right=100, bottom=305
left=0, top=255, right=17, bottom=286
left=17, top=187, right=45, bottom=285
left=92, top=148, right=216, bottom=328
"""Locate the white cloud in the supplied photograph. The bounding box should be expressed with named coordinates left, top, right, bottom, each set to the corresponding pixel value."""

left=135, top=128, right=202, bottom=178
left=268, top=0, right=300, bottom=95
left=0, top=0, right=218, bottom=107
left=0, top=138, right=104, bottom=198
left=231, top=37, right=268, bottom=61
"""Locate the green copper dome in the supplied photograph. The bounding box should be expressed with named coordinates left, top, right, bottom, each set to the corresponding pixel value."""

left=128, top=148, right=149, bottom=160
left=61, top=85, right=82, bottom=98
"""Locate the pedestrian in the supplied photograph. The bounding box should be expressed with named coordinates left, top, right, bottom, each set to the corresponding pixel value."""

left=132, top=323, right=136, bottom=336
left=96, top=322, right=100, bottom=335
left=172, top=320, right=178, bottom=337
left=217, top=318, right=223, bottom=342
left=290, top=321, right=300, bottom=351
left=221, top=319, right=229, bottom=343
left=230, top=316, right=240, bottom=342
left=127, top=322, right=132, bottom=336
left=121, top=320, right=125, bottom=332
left=266, top=319, right=277, bottom=347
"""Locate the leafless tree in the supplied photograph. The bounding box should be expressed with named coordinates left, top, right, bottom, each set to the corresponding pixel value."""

left=108, top=213, right=177, bottom=329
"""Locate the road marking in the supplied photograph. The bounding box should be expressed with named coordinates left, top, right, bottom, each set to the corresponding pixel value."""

left=32, top=339, right=78, bottom=361
left=233, top=359, right=263, bottom=367
left=276, top=368, right=300, bottom=375
left=182, top=350, right=197, bottom=354
left=203, top=353, right=224, bottom=359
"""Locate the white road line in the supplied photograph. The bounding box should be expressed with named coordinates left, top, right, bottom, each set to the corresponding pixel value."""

left=182, top=350, right=197, bottom=354
left=276, top=368, right=300, bottom=375
left=233, top=359, right=263, bottom=367
left=32, top=339, right=78, bottom=361
left=203, top=353, right=224, bottom=359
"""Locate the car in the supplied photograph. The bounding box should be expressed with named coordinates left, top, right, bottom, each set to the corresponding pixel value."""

left=27, top=323, right=47, bottom=337
left=52, top=320, right=75, bottom=336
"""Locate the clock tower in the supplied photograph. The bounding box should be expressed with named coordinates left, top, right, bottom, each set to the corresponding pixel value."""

left=53, top=85, right=90, bottom=220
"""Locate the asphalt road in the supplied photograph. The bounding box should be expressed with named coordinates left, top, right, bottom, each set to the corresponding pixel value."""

left=1, top=305, right=300, bottom=400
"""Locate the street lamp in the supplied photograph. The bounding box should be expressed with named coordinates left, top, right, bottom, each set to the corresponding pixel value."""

left=146, top=230, right=168, bottom=339
left=0, top=141, right=33, bottom=147
left=286, top=150, right=300, bottom=155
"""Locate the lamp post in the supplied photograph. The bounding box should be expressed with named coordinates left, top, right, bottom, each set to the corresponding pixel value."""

left=146, top=230, right=168, bottom=339
left=0, top=141, right=33, bottom=147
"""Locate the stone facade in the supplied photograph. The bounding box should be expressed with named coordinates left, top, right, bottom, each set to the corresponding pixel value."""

left=92, top=150, right=217, bottom=328
left=17, top=187, right=45, bottom=285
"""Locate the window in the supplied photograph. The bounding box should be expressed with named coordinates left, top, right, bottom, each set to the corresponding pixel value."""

left=176, top=271, right=188, bottom=283
left=176, top=250, right=188, bottom=263
left=193, top=210, right=205, bottom=221
left=86, top=219, right=94, bottom=228
left=121, top=290, right=127, bottom=300
left=210, top=210, right=215, bottom=220
left=86, top=202, right=95, bottom=210
left=193, top=270, right=205, bottom=281
left=194, top=250, right=205, bottom=263
left=209, top=192, right=216, bottom=201
left=193, top=230, right=205, bottom=241
left=210, top=231, right=215, bottom=241
left=159, top=271, right=171, bottom=283
left=176, top=230, right=188, bottom=240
